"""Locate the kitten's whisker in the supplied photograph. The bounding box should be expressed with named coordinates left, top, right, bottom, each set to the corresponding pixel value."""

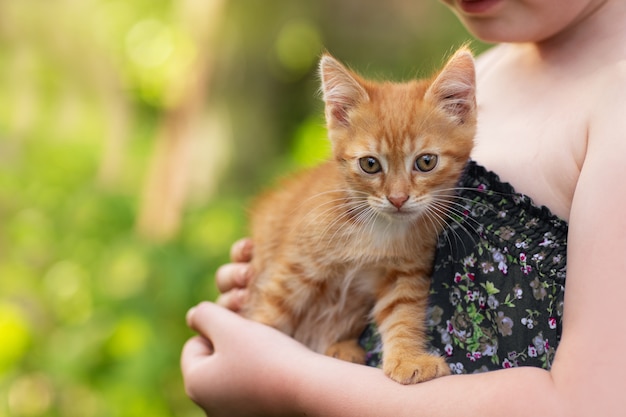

left=294, top=201, right=345, bottom=240
left=325, top=206, right=378, bottom=256
left=316, top=206, right=365, bottom=243
left=427, top=199, right=480, bottom=254
left=427, top=190, right=496, bottom=234
left=425, top=202, right=466, bottom=262
left=294, top=193, right=369, bottom=232
left=431, top=191, right=496, bottom=214
left=290, top=189, right=371, bottom=221
left=433, top=186, right=514, bottom=203
left=429, top=198, right=482, bottom=237
left=430, top=199, right=485, bottom=234
left=421, top=205, right=447, bottom=245
left=297, top=189, right=370, bottom=206
left=316, top=200, right=373, bottom=249
left=423, top=203, right=467, bottom=256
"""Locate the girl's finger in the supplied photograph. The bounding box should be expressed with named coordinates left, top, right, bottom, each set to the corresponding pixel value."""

left=215, top=288, right=248, bottom=312
left=215, top=263, right=252, bottom=292
left=186, top=302, right=243, bottom=340
left=230, top=238, right=254, bottom=263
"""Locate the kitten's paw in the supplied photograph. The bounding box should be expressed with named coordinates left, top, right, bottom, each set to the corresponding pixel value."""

left=383, top=354, right=450, bottom=384
left=325, top=339, right=366, bottom=364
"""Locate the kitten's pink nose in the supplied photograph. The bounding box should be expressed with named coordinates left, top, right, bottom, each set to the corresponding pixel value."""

left=388, top=194, right=409, bottom=209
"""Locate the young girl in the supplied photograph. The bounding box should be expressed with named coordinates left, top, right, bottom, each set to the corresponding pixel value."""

left=181, top=0, right=626, bottom=415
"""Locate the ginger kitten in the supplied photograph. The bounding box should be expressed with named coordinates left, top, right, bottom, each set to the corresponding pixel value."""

left=243, top=48, right=476, bottom=384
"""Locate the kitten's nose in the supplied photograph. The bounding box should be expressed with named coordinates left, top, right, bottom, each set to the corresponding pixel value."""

left=388, top=194, right=409, bottom=209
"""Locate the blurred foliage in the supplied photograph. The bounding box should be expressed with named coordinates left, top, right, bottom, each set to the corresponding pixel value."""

left=0, top=0, right=486, bottom=416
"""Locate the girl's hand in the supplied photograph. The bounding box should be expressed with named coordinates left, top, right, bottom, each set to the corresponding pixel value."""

left=215, top=238, right=254, bottom=312
left=181, top=302, right=309, bottom=417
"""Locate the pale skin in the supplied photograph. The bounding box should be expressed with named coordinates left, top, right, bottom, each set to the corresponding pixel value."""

left=181, top=0, right=626, bottom=415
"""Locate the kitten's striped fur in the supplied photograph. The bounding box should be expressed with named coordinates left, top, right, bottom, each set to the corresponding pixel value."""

left=243, top=48, right=476, bottom=384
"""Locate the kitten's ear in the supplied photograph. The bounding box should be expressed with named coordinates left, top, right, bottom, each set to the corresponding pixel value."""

left=319, top=54, right=369, bottom=127
left=425, top=47, right=476, bottom=125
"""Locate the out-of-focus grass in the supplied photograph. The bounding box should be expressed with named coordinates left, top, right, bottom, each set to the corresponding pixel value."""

left=0, top=134, right=244, bottom=416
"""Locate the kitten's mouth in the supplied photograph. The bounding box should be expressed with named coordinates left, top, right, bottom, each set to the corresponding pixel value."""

left=383, top=207, right=422, bottom=222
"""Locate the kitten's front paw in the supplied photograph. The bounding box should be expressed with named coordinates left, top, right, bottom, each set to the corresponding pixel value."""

left=383, top=353, right=450, bottom=384
left=325, top=339, right=366, bottom=364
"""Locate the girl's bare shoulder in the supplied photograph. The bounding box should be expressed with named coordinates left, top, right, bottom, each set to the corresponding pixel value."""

left=587, top=59, right=626, bottom=146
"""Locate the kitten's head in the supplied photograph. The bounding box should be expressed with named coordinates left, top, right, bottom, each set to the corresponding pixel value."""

left=319, top=48, right=476, bottom=226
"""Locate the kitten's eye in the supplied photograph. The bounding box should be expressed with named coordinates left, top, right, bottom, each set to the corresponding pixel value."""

left=415, top=154, right=438, bottom=172
left=359, top=157, right=382, bottom=174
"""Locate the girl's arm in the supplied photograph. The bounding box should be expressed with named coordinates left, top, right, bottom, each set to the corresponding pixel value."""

left=183, top=302, right=563, bottom=417
left=548, top=62, right=626, bottom=417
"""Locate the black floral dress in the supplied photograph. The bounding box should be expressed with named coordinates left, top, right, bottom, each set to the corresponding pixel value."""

left=360, top=161, right=568, bottom=373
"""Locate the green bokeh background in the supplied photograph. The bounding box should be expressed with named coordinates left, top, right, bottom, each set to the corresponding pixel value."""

left=0, top=1, right=486, bottom=415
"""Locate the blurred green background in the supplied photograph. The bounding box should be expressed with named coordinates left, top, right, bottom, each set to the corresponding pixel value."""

left=0, top=0, right=487, bottom=416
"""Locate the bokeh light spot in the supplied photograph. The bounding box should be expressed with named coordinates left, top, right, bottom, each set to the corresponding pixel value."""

left=184, top=204, right=242, bottom=255
left=290, top=116, right=329, bottom=167
left=126, top=19, right=174, bottom=69
left=274, top=20, right=322, bottom=77
left=43, top=260, right=93, bottom=324
left=0, top=302, right=31, bottom=372
left=8, top=373, right=53, bottom=416
left=101, top=247, right=149, bottom=299
left=107, top=315, right=151, bottom=358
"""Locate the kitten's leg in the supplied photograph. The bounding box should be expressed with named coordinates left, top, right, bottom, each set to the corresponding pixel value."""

left=374, top=271, right=450, bottom=384
left=325, top=339, right=366, bottom=364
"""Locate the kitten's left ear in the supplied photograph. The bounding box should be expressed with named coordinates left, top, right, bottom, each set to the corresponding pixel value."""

left=319, top=54, right=369, bottom=127
left=425, top=47, right=476, bottom=125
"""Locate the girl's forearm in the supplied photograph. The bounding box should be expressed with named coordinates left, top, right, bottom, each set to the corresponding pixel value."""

left=291, top=355, right=563, bottom=417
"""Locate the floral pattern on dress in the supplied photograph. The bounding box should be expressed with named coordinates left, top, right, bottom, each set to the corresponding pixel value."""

left=360, top=161, right=568, bottom=374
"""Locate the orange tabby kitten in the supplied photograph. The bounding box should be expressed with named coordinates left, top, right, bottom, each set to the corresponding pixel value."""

left=243, top=47, right=476, bottom=384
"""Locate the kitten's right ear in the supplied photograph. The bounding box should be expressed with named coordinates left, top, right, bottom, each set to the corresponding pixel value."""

left=319, top=54, right=369, bottom=127
left=424, top=47, right=476, bottom=125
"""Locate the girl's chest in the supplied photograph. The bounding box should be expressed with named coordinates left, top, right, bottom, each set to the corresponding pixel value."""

left=470, top=81, right=590, bottom=221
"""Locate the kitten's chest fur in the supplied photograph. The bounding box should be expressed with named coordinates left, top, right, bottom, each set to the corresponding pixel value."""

left=290, top=264, right=384, bottom=353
